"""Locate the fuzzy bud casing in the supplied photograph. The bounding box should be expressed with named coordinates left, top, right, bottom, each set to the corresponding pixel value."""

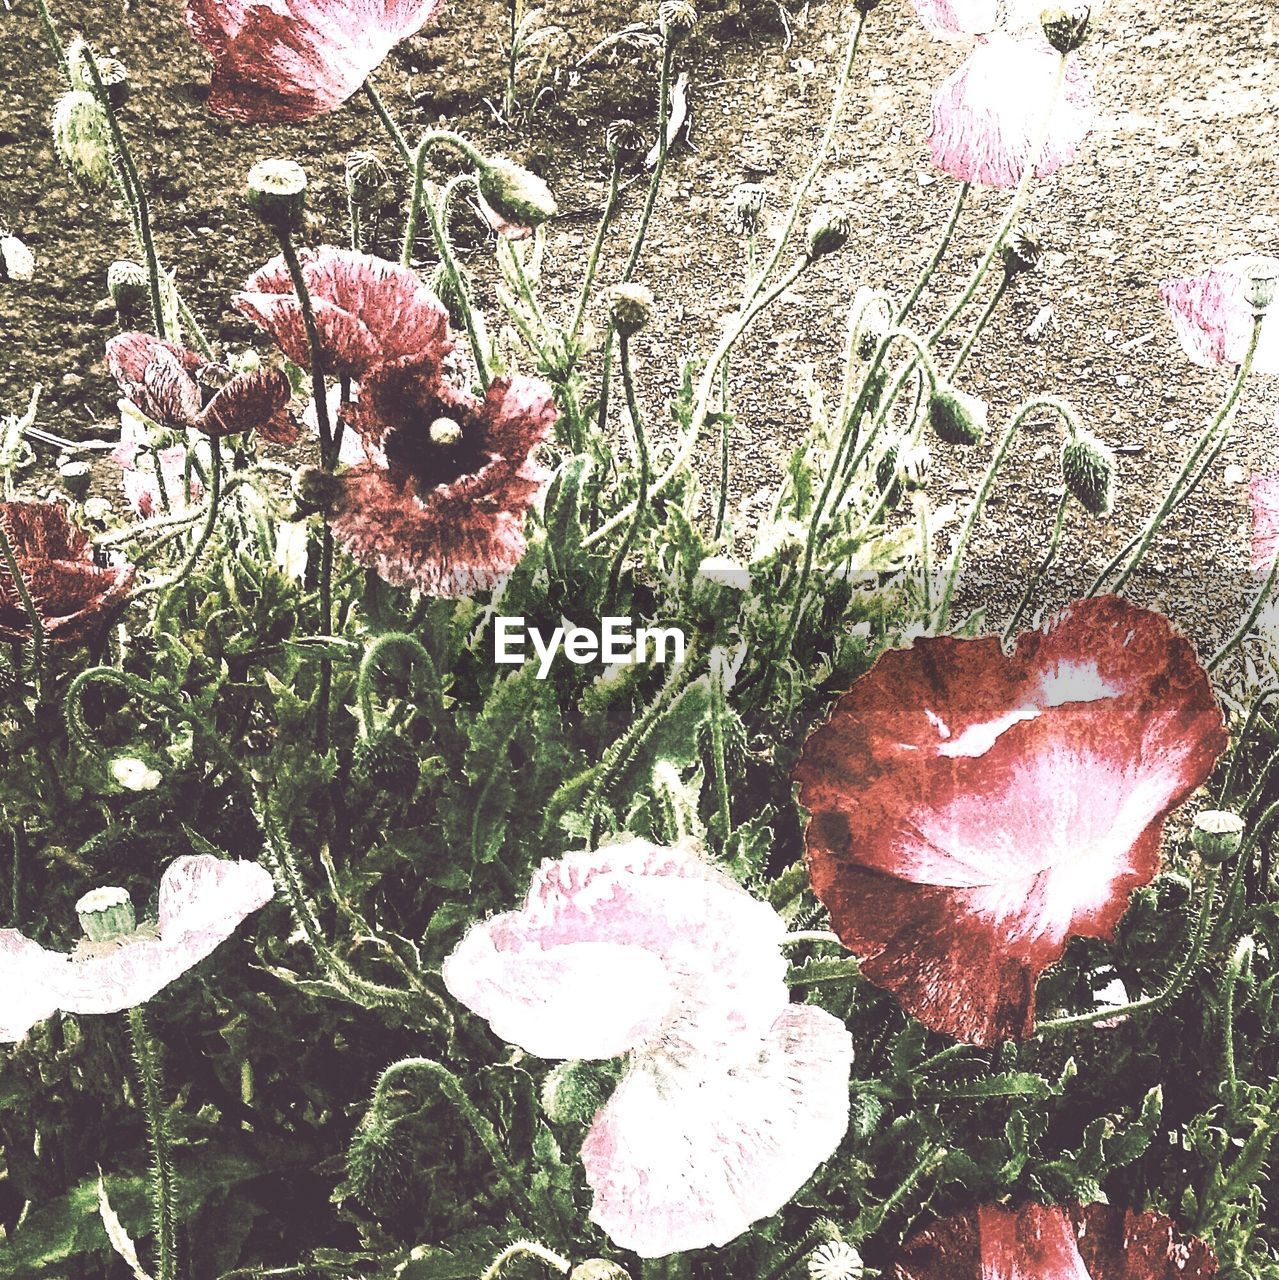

left=344, top=149, right=389, bottom=202
left=541, top=1060, right=618, bottom=1125
left=1060, top=425, right=1116, bottom=516
left=352, top=730, right=419, bottom=792
left=806, top=206, right=851, bottom=260
left=658, top=0, right=698, bottom=40
left=76, top=885, right=137, bottom=942
left=52, top=91, right=113, bottom=189
left=107, top=259, right=149, bottom=314
left=246, top=158, right=308, bottom=233
left=928, top=383, right=987, bottom=446
left=608, top=283, right=654, bottom=336
left=477, top=157, right=558, bottom=230
left=1192, top=810, right=1244, bottom=866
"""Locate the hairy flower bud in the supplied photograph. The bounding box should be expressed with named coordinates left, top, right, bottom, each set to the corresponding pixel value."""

left=806, top=206, right=851, bottom=260
left=928, top=382, right=987, bottom=446
left=477, top=157, right=558, bottom=231
left=727, top=182, right=768, bottom=236
left=541, top=1059, right=619, bottom=1125
left=608, top=283, right=654, bottom=336
left=427, top=261, right=474, bottom=329
left=344, top=149, right=390, bottom=203
left=346, top=1113, right=412, bottom=1217
left=571, top=1263, right=631, bottom=1280
left=658, top=0, right=698, bottom=40
left=76, top=885, right=137, bottom=942
left=52, top=90, right=113, bottom=189
left=1002, top=224, right=1043, bottom=278
left=246, top=158, right=308, bottom=233
left=1191, top=810, right=1244, bottom=866
left=1060, top=425, right=1116, bottom=516
left=352, top=730, right=419, bottom=792
left=0, top=233, right=35, bottom=283
left=1040, top=4, right=1090, bottom=53
left=605, top=120, right=645, bottom=164
left=107, top=259, right=149, bottom=314
left=809, top=1240, right=864, bottom=1280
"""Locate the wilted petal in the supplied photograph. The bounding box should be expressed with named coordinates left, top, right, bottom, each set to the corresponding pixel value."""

left=928, top=34, right=1094, bottom=188
left=184, top=0, right=443, bottom=122
left=0, top=856, right=273, bottom=1042
left=580, top=1004, right=854, bottom=1258
left=114, top=403, right=204, bottom=519
left=197, top=366, right=299, bottom=442
left=795, top=597, right=1226, bottom=1043
left=1159, top=257, right=1279, bottom=374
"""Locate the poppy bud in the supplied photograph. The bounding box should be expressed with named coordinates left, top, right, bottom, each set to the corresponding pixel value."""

left=76, top=885, right=137, bottom=942
left=292, top=465, right=340, bottom=513
left=727, top=182, right=768, bottom=235
left=806, top=206, right=851, bottom=260
left=605, top=120, right=645, bottom=164
left=658, top=0, right=698, bottom=40
left=808, top=1240, right=864, bottom=1280
left=928, top=382, right=987, bottom=445
left=1002, top=224, right=1043, bottom=278
left=1244, top=256, right=1279, bottom=315
left=427, top=261, right=474, bottom=329
left=571, top=1263, right=631, bottom=1280
left=110, top=755, right=163, bottom=792
left=344, top=149, right=389, bottom=203
left=107, top=259, right=149, bottom=315
left=608, top=283, right=654, bottom=336
left=1191, top=810, right=1244, bottom=866
left=352, top=729, right=419, bottom=792
left=476, top=157, right=558, bottom=231
left=246, top=158, right=308, bottom=234
left=346, top=1113, right=411, bottom=1217
left=541, top=1059, right=618, bottom=1125
left=1060, top=425, right=1115, bottom=516
left=1040, top=4, right=1090, bottom=53
left=879, top=443, right=930, bottom=502
left=0, top=233, right=34, bottom=283
left=67, top=37, right=130, bottom=107
left=52, top=91, right=113, bottom=189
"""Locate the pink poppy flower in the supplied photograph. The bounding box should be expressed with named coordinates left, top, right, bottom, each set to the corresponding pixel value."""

left=1250, top=475, right=1279, bottom=574
left=234, top=248, right=453, bottom=381
left=893, top=1202, right=1217, bottom=1280
left=113, top=404, right=206, bottom=519
left=928, top=33, right=1094, bottom=188
left=106, top=333, right=299, bottom=444
left=794, top=597, right=1226, bottom=1044
left=324, top=369, right=555, bottom=596
left=442, top=838, right=854, bottom=1258
left=1159, top=257, right=1279, bottom=375
left=183, top=0, right=442, bottom=123
left=0, top=502, right=135, bottom=647
left=910, top=0, right=1042, bottom=38
left=0, top=855, right=274, bottom=1042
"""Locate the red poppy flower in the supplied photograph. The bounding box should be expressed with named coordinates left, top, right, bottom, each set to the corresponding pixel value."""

left=0, top=502, right=135, bottom=647
left=893, top=1202, right=1217, bottom=1280
left=183, top=0, right=442, bottom=123
left=234, top=248, right=453, bottom=381
left=794, top=597, right=1226, bottom=1044
left=106, top=333, right=298, bottom=444
left=325, top=369, right=555, bottom=596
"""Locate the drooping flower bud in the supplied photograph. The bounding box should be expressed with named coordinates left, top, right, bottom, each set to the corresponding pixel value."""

left=246, top=158, right=308, bottom=234
left=1244, top=256, right=1279, bottom=315
left=52, top=91, right=113, bottom=189
left=352, top=729, right=419, bottom=792
left=110, top=756, right=163, bottom=792
left=344, top=149, right=389, bottom=203
left=608, top=283, right=654, bottom=336
left=1060, top=424, right=1116, bottom=516
left=658, top=0, right=698, bottom=40
left=928, top=382, right=987, bottom=445
left=476, top=157, right=558, bottom=231
left=1002, top=224, right=1043, bottom=278
left=541, top=1059, right=620, bottom=1126
left=1191, top=810, right=1244, bottom=866
left=570, top=1263, right=631, bottom=1280
left=809, top=1240, right=865, bottom=1280
left=107, top=259, right=149, bottom=314
left=346, top=1112, right=412, bottom=1217
left=0, top=233, right=35, bottom=283
left=427, top=261, right=474, bottom=330
left=76, top=885, right=137, bottom=942
left=726, top=182, right=768, bottom=235
left=806, top=206, right=851, bottom=260
left=1040, top=4, right=1090, bottom=54
left=605, top=120, right=645, bottom=164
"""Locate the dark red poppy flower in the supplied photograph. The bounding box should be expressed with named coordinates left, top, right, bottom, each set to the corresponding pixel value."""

left=794, top=597, right=1226, bottom=1044
left=234, top=248, right=453, bottom=381
left=183, top=0, right=442, bottom=123
left=325, top=368, right=555, bottom=596
left=893, top=1202, right=1217, bottom=1280
left=0, top=502, right=135, bottom=647
left=106, top=333, right=298, bottom=444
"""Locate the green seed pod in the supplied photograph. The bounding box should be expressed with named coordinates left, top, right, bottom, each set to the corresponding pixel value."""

left=658, top=0, right=698, bottom=40
left=352, top=730, right=420, bottom=793
left=604, top=120, right=645, bottom=164
left=76, top=886, right=137, bottom=942
left=344, top=149, right=390, bottom=204
left=806, top=205, right=851, bottom=260
left=1191, top=810, right=1244, bottom=867
left=1060, top=426, right=1116, bottom=516
left=107, top=259, right=149, bottom=315
left=1244, top=256, right=1279, bottom=314
left=291, top=465, right=340, bottom=514
left=427, top=261, right=474, bottom=330
left=52, top=91, right=114, bottom=189
left=808, top=1240, right=864, bottom=1280
left=346, top=1113, right=412, bottom=1217
left=928, top=382, right=987, bottom=446
left=246, top=158, right=308, bottom=234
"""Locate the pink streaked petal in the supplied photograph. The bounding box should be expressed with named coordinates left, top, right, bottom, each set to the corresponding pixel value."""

left=197, top=367, right=299, bottom=442
left=184, top=0, right=443, bottom=123
left=795, top=596, right=1226, bottom=1043
left=1250, top=475, right=1279, bottom=573
left=580, top=1004, right=854, bottom=1258
left=443, top=840, right=789, bottom=1062
left=1159, top=258, right=1279, bottom=374
left=0, top=931, right=67, bottom=1041
left=928, top=34, right=1094, bottom=188
left=910, top=0, right=1044, bottom=36
left=107, top=332, right=203, bottom=429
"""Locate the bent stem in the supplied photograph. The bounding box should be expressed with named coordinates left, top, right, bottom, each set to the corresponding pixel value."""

left=132, top=441, right=224, bottom=597
left=1036, top=866, right=1221, bottom=1034
left=127, top=1006, right=178, bottom=1280
left=479, top=1241, right=571, bottom=1280
left=621, top=37, right=676, bottom=284
left=605, top=335, right=651, bottom=601
left=568, top=158, right=623, bottom=344
left=362, top=79, right=414, bottom=168
left=897, top=181, right=970, bottom=323
left=947, top=271, right=1011, bottom=381
left=1004, top=490, right=1069, bottom=640
left=1209, top=549, right=1279, bottom=673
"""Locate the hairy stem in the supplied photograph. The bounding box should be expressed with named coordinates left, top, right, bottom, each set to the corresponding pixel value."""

left=127, top=1006, right=178, bottom=1280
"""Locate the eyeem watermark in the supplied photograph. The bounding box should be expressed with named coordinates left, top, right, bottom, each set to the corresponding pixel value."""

left=494, top=616, right=686, bottom=679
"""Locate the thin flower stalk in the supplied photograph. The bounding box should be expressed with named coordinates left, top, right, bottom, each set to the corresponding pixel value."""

left=1004, top=490, right=1069, bottom=640
left=897, top=181, right=970, bottom=323
left=605, top=334, right=651, bottom=602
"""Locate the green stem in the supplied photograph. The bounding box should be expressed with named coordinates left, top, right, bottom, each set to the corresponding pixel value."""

left=0, top=516, right=45, bottom=697
left=714, top=362, right=731, bottom=540
left=708, top=649, right=732, bottom=845
left=569, top=160, right=623, bottom=344
left=1004, top=490, right=1069, bottom=640
left=897, top=181, right=970, bottom=323
left=32, top=0, right=68, bottom=76
left=127, top=1006, right=178, bottom=1280
left=1208, top=548, right=1279, bottom=672
left=850, top=1143, right=944, bottom=1241
left=621, top=39, right=676, bottom=283
left=1212, top=798, right=1279, bottom=950
left=362, top=80, right=413, bottom=168
left=480, top=1240, right=571, bottom=1280
left=131, top=440, right=223, bottom=595
left=355, top=631, right=446, bottom=737
left=401, top=142, right=428, bottom=267
left=1220, top=937, right=1253, bottom=1108
left=422, top=172, right=489, bottom=381
left=605, top=335, right=651, bottom=601
left=947, top=272, right=1010, bottom=380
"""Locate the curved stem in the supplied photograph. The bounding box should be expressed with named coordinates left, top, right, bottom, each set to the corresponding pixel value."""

left=1220, top=937, right=1253, bottom=1108
left=402, top=142, right=428, bottom=267
left=621, top=39, right=676, bottom=284
left=568, top=160, right=622, bottom=344
left=362, top=80, right=413, bottom=169
left=355, top=631, right=444, bottom=736
left=1004, top=490, right=1069, bottom=640
left=127, top=1006, right=178, bottom=1280
left=480, top=1241, right=571, bottom=1280
left=423, top=173, right=489, bottom=382
left=1209, top=548, right=1279, bottom=673
left=605, top=335, right=651, bottom=601
left=896, top=181, right=970, bottom=323
left=131, top=440, right=223, bottom=596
